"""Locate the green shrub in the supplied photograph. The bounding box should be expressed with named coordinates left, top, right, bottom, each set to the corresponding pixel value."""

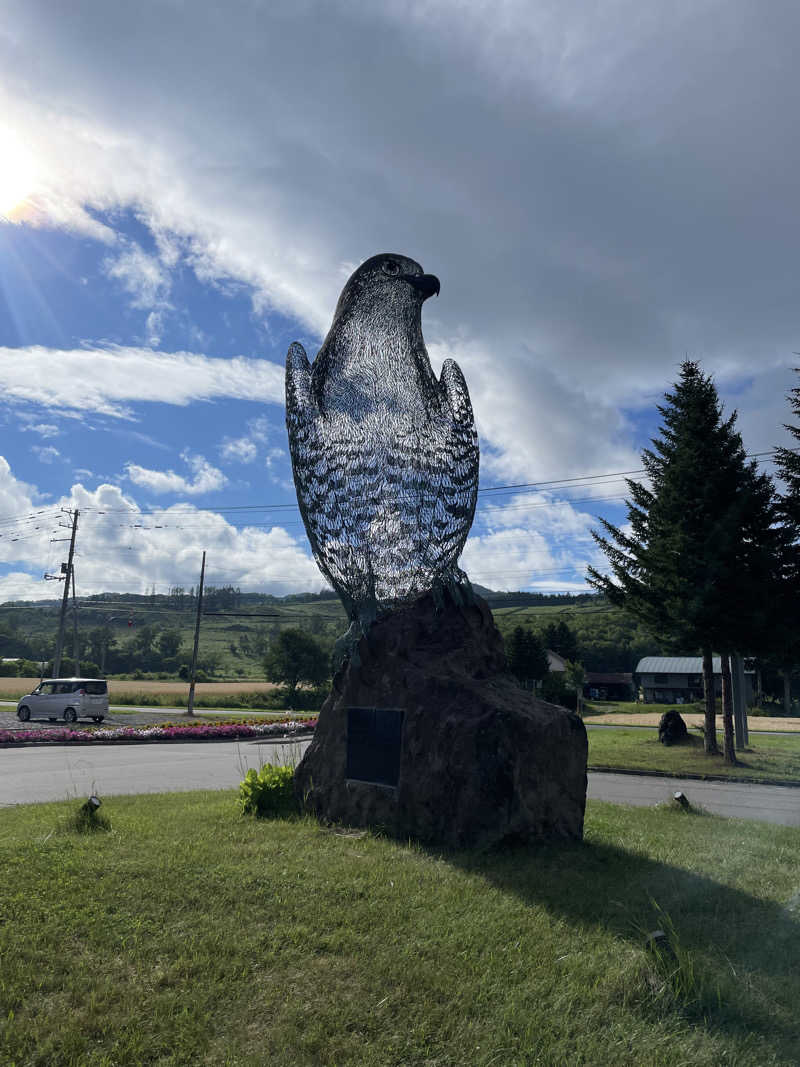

left=239, top=764, right=298, bottom=817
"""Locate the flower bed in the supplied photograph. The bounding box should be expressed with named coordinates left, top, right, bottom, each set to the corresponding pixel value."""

left=0, top=718, right=317, bottom=746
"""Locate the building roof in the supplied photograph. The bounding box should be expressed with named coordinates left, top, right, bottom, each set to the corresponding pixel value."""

left=546, top=650, right=567, bottom=672
left=636, top=656, right=753, bottom=675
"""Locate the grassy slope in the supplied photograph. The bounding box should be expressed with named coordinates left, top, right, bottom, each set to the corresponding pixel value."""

left=0, top=597, right=349, bottom=681
left=588, top=727, right=800, bottom=782
left=1, top=795, right=799, bottom=1066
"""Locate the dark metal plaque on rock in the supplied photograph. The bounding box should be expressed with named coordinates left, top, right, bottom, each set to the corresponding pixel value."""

left=346, top=707, right=404, bottom=787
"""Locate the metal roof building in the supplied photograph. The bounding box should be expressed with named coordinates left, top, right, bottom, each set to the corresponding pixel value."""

left=636, top=657, right=753, bottom=674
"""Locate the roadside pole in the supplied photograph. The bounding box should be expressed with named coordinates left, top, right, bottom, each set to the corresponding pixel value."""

left=732, top=652, right=749, bottom=748
left=186, top=550, right=206, bottom=717
left=71, top=567, right=80, bottom=677
left=52, top=509, right=79, bottom=678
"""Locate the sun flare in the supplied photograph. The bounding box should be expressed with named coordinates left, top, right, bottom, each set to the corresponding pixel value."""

left=0, top=130, right=37, bottom=219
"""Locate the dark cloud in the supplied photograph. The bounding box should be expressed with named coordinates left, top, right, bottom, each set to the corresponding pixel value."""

left=2, top=0, right=798, bottom=478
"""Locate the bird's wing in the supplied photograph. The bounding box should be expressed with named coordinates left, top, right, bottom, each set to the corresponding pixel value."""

left=285, top=342, right=364, bottom=612
left=429, top=358, right=479, bottom=569
left=286, top=343, right=332, bottom=574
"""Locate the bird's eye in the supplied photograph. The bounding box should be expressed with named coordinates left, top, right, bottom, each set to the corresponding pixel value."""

left=382, top=260, right=400, bottom=276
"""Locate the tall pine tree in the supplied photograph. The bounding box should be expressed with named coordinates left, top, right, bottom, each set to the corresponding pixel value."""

left=774, top=367, right=800, bottom=529
left=771, top=367, right=800, bottom=711
left=506, top=626, right=549, bottom=689
left=588, top=361, right=779, bottom=759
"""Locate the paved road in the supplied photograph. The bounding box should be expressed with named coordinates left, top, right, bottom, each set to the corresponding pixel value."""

left=587, top=771, right=800, bottom=826
left=2, top=740, right=799, bottom=825
left=0, top=738, right=312, bottom=806
left=0, top=706, right=296, bottom=731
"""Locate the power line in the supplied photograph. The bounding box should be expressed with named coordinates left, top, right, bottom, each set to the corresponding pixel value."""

left=72, top=445, right=796, bottom=519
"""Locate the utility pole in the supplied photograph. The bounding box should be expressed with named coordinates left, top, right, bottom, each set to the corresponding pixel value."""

left=52, top=509, right=79, bottom=678
left=186, top=550, right=206, bottom=717
left=71, top=566, right=80, bottom=677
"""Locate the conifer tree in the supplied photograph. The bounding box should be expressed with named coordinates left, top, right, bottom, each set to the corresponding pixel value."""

left=506, top=626, right=549, bottom=689
left=771, top=367, right=800, bottom=711
left=542, top=621, right=579, bottom=662
left=774, top=367, right=800, bottom=530
left=588, top=361, right=780, bottom=759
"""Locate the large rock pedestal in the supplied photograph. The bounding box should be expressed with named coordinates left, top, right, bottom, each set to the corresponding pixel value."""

left=294, top=591, right=588, bottom=849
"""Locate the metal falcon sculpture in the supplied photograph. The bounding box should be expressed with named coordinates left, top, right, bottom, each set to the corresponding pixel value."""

left=286, top=253, right=479, bottom=629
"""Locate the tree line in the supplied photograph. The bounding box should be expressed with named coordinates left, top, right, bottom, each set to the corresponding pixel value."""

left=586, top=360, right=799, bottom=764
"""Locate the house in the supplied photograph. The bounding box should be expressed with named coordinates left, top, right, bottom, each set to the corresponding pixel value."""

left=546, top=650, right=567, bottom=673
left=583, top=672, right=635, bottom=701
left=635, top=656, right=755, bottom=705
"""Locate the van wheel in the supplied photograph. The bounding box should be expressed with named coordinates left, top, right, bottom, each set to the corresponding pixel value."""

left=63, top=708, right=77, bottom=724
left=17, top=705, right=30, bottom=722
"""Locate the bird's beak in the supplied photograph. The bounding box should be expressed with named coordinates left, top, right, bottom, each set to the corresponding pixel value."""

left=401, top=273, right=440, bottom=299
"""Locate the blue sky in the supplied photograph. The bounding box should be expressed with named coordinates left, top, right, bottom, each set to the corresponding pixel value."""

left=0, top=1, right=797, bottom=603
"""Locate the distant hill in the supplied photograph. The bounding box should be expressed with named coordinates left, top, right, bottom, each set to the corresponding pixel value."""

left=0, top=585, right=652, bottom=679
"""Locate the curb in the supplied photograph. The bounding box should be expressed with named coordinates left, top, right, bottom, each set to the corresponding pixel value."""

left=588, top=764, right=800, bottom=788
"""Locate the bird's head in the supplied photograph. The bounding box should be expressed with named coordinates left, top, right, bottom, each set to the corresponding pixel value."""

left=331, top=253, right=440, bottom=329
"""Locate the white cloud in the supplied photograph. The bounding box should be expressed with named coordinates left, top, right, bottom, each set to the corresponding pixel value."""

left=219, top=416, right=273, bottom=465
left=21, top=422, right=60, bottom=438
left=220, top=437, right=257, bottom=464
left=0, top=347, right=285, bottom=419
left=265, top=447, right=286, bottom=470
left=145, top=311, right=165, bottom=347
left=0, top=459, right=325, bottom=601
left=103, top=241, right=173, bottom=346
left=126, top=451, right=227, bottom=496
left=0, top=571, right=57, bottom=602
left=104, top=242, right=171, bottom=309
left=32, top=445, right=60, bottom=464
left=463, top=491, right=609, bottom=592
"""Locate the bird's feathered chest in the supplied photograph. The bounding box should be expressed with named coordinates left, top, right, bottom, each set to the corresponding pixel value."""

left=312, top=318, right=444, bottom=430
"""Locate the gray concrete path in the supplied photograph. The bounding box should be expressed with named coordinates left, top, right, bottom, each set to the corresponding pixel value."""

left=2, top=740, right=799, bottom=826
left=588, top=771, right=800, bottom=826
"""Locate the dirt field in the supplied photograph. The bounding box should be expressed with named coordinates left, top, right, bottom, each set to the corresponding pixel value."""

left=583, top=712, right=800, bottom=733
left=0, top=678, right=282, bottom=699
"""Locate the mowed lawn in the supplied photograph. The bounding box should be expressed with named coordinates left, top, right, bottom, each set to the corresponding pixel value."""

left=1, top=794, right=800, bottom=1065
left=588, top=727, right=800, bottom=782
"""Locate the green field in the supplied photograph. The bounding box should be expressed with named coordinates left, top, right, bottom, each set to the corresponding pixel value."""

left=0, top=593, right=350, bottom=681
left=588, top=727, right=800, bottom=782
left=1, top=589, right=654, bottom=681
left=1, top=794, right=799, bottom=1065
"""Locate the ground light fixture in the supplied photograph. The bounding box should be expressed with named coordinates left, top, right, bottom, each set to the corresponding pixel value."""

left=673, top=790, right=690, bottom=809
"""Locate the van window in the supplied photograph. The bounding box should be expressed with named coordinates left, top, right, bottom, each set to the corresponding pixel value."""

left=83, top=681, right=107, bottom=695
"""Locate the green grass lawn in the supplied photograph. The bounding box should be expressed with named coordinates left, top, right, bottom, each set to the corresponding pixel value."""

left=588, top=727, right=800, bottom=782
left=1, top=794, right=800, bottom=1065
left=585, top=700, right=691, bottom=715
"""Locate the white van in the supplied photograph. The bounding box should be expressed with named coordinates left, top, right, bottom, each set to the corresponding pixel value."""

left=16, top=678, right=109, bottom=724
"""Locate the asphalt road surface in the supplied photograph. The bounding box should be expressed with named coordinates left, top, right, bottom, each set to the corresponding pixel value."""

left=1, top=740, right=799, bottom=825
left=0, top=738, right=311, bottom=806
left=586, top=771, right=800, bottom=826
